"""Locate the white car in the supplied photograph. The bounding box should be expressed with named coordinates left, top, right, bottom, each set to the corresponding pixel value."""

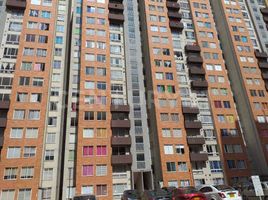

left=198, top=185, right=242, bottom=200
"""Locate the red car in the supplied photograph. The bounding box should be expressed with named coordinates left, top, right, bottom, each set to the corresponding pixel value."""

left=171, top=187, right=207, bottom=200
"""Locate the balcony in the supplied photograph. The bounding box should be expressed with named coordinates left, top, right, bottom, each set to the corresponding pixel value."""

left=0, top=134, right=3, bottom=147
left=108, top=3, right=124, bottom=11
left=185, top=45, right=201, bottom=53
left=168, top=11, right=182, bottom=19
left=259, top=62, right=268, bottom=69
left=264, top=16, right=268, bottom=23
left=189, top=67, right=206, bottom=75
left=6, top=0, right=26, bottom=10
left=108, top=13, right=124, bottom=22
left=111, top=120, right=130, bottom=128
left=0, top=101, right=10, bottom=109
left=111, top=136, right=131, bottom=146
left=184, top=121, right=202, bottom=129
left=182, top=106, right=199, bottom=114
left=111, top=154, right=132, bottom=165
left=166, top=1, right=180, bottom=9
left=191, top=80, right=208, bottom=89
left=0, top=118, right=7, bottom=128
left=261, top=7, right=268, bottom=15
left=169, top=21, right=184, bottom=31
left=187, top=136, right=205, bottom=145
left=262, top=73, right=268, bottom=80
left=111, top=105, right=130, bottom=112
left=255, top=50, right=268, bottom=59
left=190, top=152, right=208, bottom=161
left=187, top=55, right=203, bottom=64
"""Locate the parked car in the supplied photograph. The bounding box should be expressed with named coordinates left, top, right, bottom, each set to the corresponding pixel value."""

left=241, top=181, right=268, bottom=200
left=198, top=185, right=241, bottom=200
left=121, top=190, right=141, bottom=200
left=73, top=194, right=96, bottom=200
left=171, top=187, right=207, bottom=200
left=162, top=186, right=177, bottom=193
left=141, top=189, right=172, bottom=200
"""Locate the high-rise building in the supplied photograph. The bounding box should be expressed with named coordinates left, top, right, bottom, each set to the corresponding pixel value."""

left=0, top=0, right=267, bottom=199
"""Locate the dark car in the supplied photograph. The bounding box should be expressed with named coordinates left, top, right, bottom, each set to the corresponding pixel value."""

left=141, top=189, right=172, bottom=200
left=172, top=187, right=207, bottom=200
left=121, top=190, right=141, bottom=200
left=162, top=186, right=177, bottom=193
left=73, top=194, right=96, bottom=200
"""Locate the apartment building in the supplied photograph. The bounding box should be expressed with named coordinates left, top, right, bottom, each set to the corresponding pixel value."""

left=210, top=0, right=268, bottom=175
left=139, top=0, right=251, bottom=187
left=0, top=0, right=267, bottom=199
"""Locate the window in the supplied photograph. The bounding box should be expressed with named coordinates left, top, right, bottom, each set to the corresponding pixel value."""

left=45, top=150, right=54, bottom=161
left=36, top=48, right=47, bottom=57
left=160, top=113, right=169, bottom=121
left=170, top=113, right=179, bottom=122
left=227, top=160, right=236, bottom=169
left=217, top=115, right=225, bottom=123
left=226, top=115, right=234, bottom=123
left=7, top=147, right=21, bottom=158
left=83, top=128, right=94, bottom=138
left=97, top=68, right=106, bottom=76
left=85, top=81, right=95, bottom=89
left=18, top=189, right=31, bottom=200
left=85, top=53, right=95, bottom=61
left=0, top=190, right=15, bottom=200
left=34, top=63, right=45, bottom=71
left=214, top=101, right=222, bottom=108
left=178, top=162, right=188, bottom=172
left=4, top=47, right=18, bottom=58
left=83, top=146, right=93, bottom=156
left=43, top=168, right=53, bottom=181
left=81, top=186, right=94, bottom=195
left=84, top=111, right=94, bottom=120
left=96, top=165, right=107, bottom=176
left=23, top=146, right=36, bottom=157
left=21, top=62, right=32, bottom=71
left=180, top=180, right=190, bottom=187
left=32, top=77, right=44, bottom=86
left=41, top=10, right=51, bottom=18
left=97, top=82, right=106, bottom=90
left=175, top=145, right=184, bottom=154
left=6, top=34, right=20, bottom=44
left=96, top=185, right=107, bottom=196
left=164, top=145, right=173, bottom=154
left=173, top=129, right=182, bottom=137
left=210, top=161, right=222, bottom=173
left=46, top=133, right=56, bottom=144
left=19, top=77, right=30, bottom=86
left=42, top=188, right=52, bottom=200
left=69, top=150, right=75, bottom=161
left=85, top=67, right=94, bottom=75
left=97, top=112, right=106, bottom=120
left=9, top=22, right=22, bottom=32
left=96, top=128, right=107, bottom=138
left=48, top=117, right=57, bottom=126
left=97, top=54, right=106, bottom=62
left=166, top=162, right=176, bottom=172
left=4, top=168, right=17, bottom=180
left=82, top=165, right=93, bottom=176
left=113, top=183, right=127, bottom=195
left=25, top=128, right=38, bottom=138
left=10, top=128, right=23, bottom=138
left=96, top=145, right=107, bottom=156
left=257, top=116, right=265, bottom=123
left=167, top=85, right=175, bottom=93
left=28, top=110, right=40, bottom=120
left=20, top=167, right=34, bottom=179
